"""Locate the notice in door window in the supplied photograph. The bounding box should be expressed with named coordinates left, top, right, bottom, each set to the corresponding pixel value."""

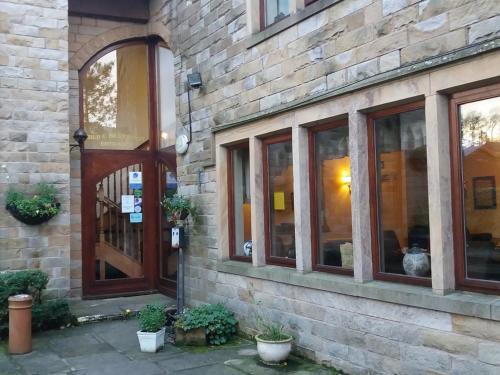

left=121, top=195, right=134, bottom=213
left=130, top=213, right=142, bottom=223
left=129, top=171, right=142, bottom=190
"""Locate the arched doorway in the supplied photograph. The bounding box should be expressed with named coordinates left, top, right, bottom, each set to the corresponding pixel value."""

left=79, top=37, right=177, bottom=297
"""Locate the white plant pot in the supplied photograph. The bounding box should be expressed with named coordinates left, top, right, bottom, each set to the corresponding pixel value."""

left=255, top=334, right=293, bottom=364
left=137, top=327, right=166, bottom=353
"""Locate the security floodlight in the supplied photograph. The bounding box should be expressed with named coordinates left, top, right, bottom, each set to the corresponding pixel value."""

left=187, top=72, right=203, bottom=89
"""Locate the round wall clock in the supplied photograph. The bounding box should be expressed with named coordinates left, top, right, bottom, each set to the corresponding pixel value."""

left=175, top=134, right=189, bottom=155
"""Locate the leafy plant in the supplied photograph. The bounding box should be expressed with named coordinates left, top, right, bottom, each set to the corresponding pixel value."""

left=138, top=303, right=166, bottom=333
left=256, top=310, right=291, bottom=341
left=6, top=182, right=61, bottom=223
left=160, top=194, right=198, bottom=223
left=175, top=303, right=237, bottom=345
left=0, top=270, right=75, bottom=338
left=32, top=299, right=76, bottom=332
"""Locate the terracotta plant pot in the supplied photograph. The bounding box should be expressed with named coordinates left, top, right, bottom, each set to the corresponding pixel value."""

left=175, top=327, right=206, bottom=346
left=255, top=334, right=293, bottom=364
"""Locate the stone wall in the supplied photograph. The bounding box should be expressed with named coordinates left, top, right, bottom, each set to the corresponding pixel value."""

left=150, top=0, right=500, bottom=306
left=212, top=272, right=500, bottom=374
left=0, top=0, right=70, bottom=297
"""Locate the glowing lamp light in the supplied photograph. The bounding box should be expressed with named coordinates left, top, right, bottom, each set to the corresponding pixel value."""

left=340, top=175, right=351, bottom=184
left=340, top=172, right=351, bottom=193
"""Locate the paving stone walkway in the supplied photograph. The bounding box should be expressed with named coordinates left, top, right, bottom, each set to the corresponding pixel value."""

left=0, top=320, right=340, bottom=375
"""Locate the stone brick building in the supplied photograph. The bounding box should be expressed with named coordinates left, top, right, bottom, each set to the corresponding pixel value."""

left=2, top=0, right=500, bottom=373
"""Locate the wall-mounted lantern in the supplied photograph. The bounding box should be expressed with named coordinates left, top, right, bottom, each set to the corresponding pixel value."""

left=70, top=128, right=88, bottom=152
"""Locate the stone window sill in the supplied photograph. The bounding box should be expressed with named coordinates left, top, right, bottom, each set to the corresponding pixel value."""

left=245, top=0, right=342, bottom=49
left=217, top=260, right=500, bottom=321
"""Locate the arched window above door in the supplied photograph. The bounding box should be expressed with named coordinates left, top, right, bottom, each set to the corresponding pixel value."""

left=82, top=42, right=150, bottom=150
left=80, top=39, right=177, bottom=152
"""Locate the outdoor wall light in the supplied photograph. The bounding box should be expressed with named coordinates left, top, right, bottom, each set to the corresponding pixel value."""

left=70, top=128, right=88, bottom=152
left=176, top=72, right=203, bottom=155
left=187, top=72, right=203, bottom=89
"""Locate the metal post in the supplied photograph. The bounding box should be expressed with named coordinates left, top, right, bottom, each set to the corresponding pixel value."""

left=176, top=246, right=185, bottom=314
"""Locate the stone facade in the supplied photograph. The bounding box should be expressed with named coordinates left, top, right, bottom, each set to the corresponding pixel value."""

left=2, top=0, right=500, bottom=373
left=0, top=0, right=70, bottom=298
left=213, top=271, right=500, bottom=374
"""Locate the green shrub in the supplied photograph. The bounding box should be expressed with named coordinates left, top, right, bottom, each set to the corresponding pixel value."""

left=175, top=303, right=237, bottom=345
left=32, top=299, right=75, bottom=332
left=138, top=303, right=166, bottom=332
left=0, top=270, right=75, bottom=338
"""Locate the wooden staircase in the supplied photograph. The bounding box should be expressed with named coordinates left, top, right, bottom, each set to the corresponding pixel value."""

left=96, top=183, right=143, bottom=280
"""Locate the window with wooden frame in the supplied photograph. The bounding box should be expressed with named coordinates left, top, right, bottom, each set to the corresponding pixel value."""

left=263, top=132, right=296, bottom=267
left=260, top=0, right=290, bottom=29
left=309, top=120, right=353, bottom=275
left=227, top=142, right=252, bottom=261
left=368, top=101, right=431, bottom=286
left=450, top=83, right=500, bottom=294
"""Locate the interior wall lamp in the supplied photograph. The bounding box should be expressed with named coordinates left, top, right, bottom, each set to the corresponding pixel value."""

left=70, top=128, right=88, bottom=152
left=340, top=173, right=351, bottom=193
left=176, top=72, right=203, bottom=155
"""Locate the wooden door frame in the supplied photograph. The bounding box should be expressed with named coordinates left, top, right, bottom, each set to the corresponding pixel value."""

left=156, top=147, right=177, bottom=297
left=81, top=151, right=157, bottom=297
left=79, top=37, right=168, bottom=298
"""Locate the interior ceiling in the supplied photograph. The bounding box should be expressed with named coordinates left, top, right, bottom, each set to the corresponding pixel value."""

left=68, top=0, right=150, bottom=24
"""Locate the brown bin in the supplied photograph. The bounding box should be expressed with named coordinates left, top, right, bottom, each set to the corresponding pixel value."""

left=8, top=294, right=33, bottom=354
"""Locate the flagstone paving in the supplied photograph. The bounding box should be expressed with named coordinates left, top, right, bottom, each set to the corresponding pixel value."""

left=0, top=320, right=341, bottom=375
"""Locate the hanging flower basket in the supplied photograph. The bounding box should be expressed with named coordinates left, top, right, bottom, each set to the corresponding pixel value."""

left=160, top=194, right=198, bottom=226
left=5, top=183, right=61, bottom=226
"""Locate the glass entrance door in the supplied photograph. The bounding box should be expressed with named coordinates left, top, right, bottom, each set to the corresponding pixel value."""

left=95, top=163, right=145, bottom=281
left=80, top=39, right=178, bottom=297
left=81, top=152, right=155, bottom=296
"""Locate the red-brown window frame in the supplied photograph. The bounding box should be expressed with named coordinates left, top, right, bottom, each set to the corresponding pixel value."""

left=259, top=0, right=290, bottom=30
left=367, top=100, right=431, bottom=287
left=308, top=120, right=354, bottom=276
left=450, top=83, right=500, bottom=294
left=262, top=131, right=296, bottom=268
left=227, top=141, right=252, bottom=262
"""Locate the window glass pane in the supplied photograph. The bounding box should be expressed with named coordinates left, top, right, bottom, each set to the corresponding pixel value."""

left=374, top=108, right=431, bottom=278
left=265, top=0, right=289, bottom=27
left=460, top=96, right=500, bottom=281
left=231, top=147, right=252, bottom=257
left=83, top=44, right=149, bottom=150
left=158, top=47, right=176, bottom=149
left=314, top=126, right=352, bottom=269
left=267, top=139, right=295, bottom=259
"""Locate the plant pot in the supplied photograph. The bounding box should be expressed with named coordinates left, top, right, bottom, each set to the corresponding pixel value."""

left=137, top=327, right=166, bottom=353
left=175, top=327, right=206, bottom=346
left=255, top=334, right=293, bottom=364
left=6, top=204, right=58, bottom=225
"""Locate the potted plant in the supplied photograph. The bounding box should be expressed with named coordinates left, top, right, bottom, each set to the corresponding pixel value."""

left=255, top=319, right=293, bottom=365
left=174, top=303, right=237, bottom=346
left=160, top=194, right=198, bottom=227
left=5, top=183, right=61, bottom=225
left=136, top=303, right=166, bottom=353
